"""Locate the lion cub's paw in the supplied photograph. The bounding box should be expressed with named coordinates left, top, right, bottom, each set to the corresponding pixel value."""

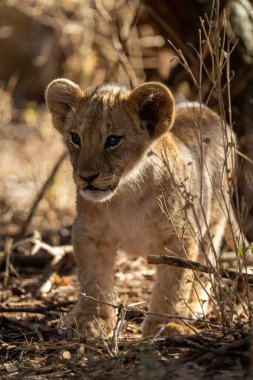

left=59, top=308, right=114, bottom=338
left=142, top=318, right=194, bottom=337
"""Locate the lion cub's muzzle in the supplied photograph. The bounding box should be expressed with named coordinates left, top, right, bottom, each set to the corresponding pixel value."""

left=78, top=172, right=118, bottom=192
left=74, top=172, right=119, bottom=202
left=79, top=172, right=100, bottom=184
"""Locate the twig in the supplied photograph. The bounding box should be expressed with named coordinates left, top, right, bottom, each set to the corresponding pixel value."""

left=147, top=255, right=253, bottom=284
left=0, top=237, right=73, bottom=268
left=81, top=293, right=222, bottom=327
left=94, top=0, right=112, bottom=22
left=236, top=149, right=253, bottom=166
left=3, top=238, right=13, bottom=288
left=140, top=4, right=194, bottom=63
left=0, top=301, right=76, bottom=314
left=19, top=151, right=67, bottom=237
left=13, top=238, right=73, bottom=257
left=112, top=8, right=139, bottom=88
left=37, top=245, right=74, bottom=294
left=11, top=237, right=74, bottom=293
left=117, top=53, right=139, bottom=89
left=92, top=315, right=115, bottom=357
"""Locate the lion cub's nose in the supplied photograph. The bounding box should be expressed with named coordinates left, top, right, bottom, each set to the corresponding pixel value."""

left=79, top=172, right=100, bottom=184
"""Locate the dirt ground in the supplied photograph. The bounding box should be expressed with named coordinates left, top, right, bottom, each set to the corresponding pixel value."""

left=0, top=109, right=252, bottom=379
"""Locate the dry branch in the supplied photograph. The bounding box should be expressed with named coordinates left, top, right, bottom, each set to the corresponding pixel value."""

left=3, top=238, right=13, bottom=288
left=147, top=255, right=253, bottom=284
left=13, top=238, right=73, bottom=257
left=19, top=151, right=67, bottom=237
left=9, top=238, right=74, bottom=293
left=0, top=301, right=76, bottom=315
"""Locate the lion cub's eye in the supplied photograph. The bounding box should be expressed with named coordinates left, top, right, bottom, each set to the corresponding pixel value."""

left=105, top=135, right=123, bottom=149
left=70, top=132, right=81, bottom=146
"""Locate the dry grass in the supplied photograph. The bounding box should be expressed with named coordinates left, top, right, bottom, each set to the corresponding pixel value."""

left=158, top=2, right=253, bottom=333
left=1, top=0, right=253, bottom=378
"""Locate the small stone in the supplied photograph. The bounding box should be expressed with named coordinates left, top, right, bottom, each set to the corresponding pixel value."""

left=62, top=351, right=71, bottom=360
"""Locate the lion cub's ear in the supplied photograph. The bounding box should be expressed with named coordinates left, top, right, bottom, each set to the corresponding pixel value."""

left=128, top=82, right=175, bottom=139
left=45, top=78, right=84, bottom=133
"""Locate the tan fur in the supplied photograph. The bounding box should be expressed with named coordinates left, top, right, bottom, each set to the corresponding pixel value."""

left=46, top=79, right=236, bottom=337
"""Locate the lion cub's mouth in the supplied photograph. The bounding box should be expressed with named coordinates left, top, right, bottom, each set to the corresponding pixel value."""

left=84, top=183, right=118, bottom=192
left=80, top=182, right=119, bottom=202
left=85, top=184, right=108, bottom=192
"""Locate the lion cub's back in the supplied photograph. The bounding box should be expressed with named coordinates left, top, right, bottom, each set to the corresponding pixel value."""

left=174, top=103, right=234, bottom=169
left=171, top=102, right=235, bottom=198
left=174, top=102, right=230, bottom=145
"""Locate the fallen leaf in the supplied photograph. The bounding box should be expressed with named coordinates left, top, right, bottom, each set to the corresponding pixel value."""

left=4, top=363, right=18, bottom=373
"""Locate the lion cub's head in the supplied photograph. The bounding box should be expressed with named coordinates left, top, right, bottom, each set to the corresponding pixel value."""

left=46, top=79, right=175, bottom=202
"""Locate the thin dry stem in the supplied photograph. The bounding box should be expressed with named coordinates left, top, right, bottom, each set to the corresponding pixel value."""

left=147, top=255, right=253, bottom=284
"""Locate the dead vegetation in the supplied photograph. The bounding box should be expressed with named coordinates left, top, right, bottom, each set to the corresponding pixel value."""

left=1, top=0, right=253, bottom=379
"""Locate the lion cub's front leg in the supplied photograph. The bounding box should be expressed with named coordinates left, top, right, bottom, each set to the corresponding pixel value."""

left=142, top=241, right=197, bottom=337
left=64, top=220, right=117, bottom=337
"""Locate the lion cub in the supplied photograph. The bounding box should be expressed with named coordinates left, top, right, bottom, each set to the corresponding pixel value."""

left=46, top=79, right=235, bottom=337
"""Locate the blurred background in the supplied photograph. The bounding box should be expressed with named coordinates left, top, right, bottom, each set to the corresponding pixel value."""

left=1, top=3, right=253, bottom=377
left=1, top=0, right=253, bottom=242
